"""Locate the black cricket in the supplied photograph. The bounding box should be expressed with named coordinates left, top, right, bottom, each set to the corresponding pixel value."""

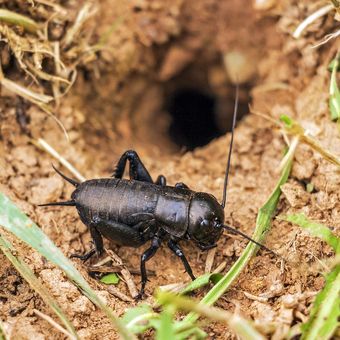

left=40, top=88, right=272, bottom=298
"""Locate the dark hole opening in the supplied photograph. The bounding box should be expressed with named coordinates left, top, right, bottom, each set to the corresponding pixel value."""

left=167, top=89, right=223, bottom=150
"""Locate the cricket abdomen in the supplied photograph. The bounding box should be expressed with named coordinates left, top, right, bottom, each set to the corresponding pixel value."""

left=72, top=178, right=161, bottom=226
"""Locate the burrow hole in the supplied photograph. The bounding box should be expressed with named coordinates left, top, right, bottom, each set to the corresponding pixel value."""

left=165, top=85, right=250, bottom=151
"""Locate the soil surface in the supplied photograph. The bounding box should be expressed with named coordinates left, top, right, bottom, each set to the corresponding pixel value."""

left=0, top=0, right=339, bottom=339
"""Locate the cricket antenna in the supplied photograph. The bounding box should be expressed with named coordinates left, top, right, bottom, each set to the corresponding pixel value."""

left=221, top=84, right=239, bottom=208
left=38, top=200, right=76, bottom=207
left=52, top=164, right=80, bottom=187
left=222, top=224, right=277, bottom=256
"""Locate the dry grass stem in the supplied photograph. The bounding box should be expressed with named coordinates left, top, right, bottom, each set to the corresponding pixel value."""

left=312, top=29, right=340, bottom=48
left=63, top=3, right=96, bottom=48
left=293, top=4, right=334, bottom=39
left=33, top=309, right=77, bottom=340
left=106, top=249, right=139, bottom=298
left=250, top=108, right=281, bottom=127
left=278, top=136, right=299, bottom=172
left=26, top=60, right=70, bottom=84
left=88, top=265, right=124, bottom=273
left=106, top=286, right=134, bottom=302
left=243, top=291, right=268, bottom=303
left=34, top=0, right=67, bottom=13
left=121, top=268, right=139, bottom=298
left=212, top=261, right=227, bottom=274
left=0, top=77, right=53, bottom=104
left=158, top=282, right=188, bottom=294
left=286, top=124, right=340, bottom=167
left=33, top=138, right=86, bottom=182
left=0, top=9, right=39, bottom=33
left=251, top=82, right=293, bottom=94
left=0, top=1, right=97, bottom=138
left=205, top=248, right=217, bottom=273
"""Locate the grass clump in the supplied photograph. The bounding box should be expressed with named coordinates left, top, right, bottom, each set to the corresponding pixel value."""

left=158, top=291, right=265, bottom=340
left=301, top=266, right=340, bottom=340
left=281, top=213, right=340, bottom=340
left=0, top=2, right=98, bottom=137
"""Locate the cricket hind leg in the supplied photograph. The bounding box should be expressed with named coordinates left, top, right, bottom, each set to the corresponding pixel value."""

left=70, top=217, right=152, bottom=261
left=112, top=150, right=153, bottom=182
left=70, top=248, right=96, bottom=261
left=90, top=216, right=149, bottom=247
left=112, top=149, right=168, bottom=186
left=70, top=225, right=103, bottom=262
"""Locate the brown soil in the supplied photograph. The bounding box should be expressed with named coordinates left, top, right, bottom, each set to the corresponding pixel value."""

left=0, top=0, right=339, bottom=339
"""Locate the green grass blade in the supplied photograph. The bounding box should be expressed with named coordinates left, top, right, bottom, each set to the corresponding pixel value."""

left=182, top=140, right=294, bottom=325
left=329, top=53, right=340, bottom=121
left=0, top=318, right=6, bottom=340
left=301, top=265, right=340, bottom=340
left=175, top=326, right=207, bottom=340
left=156, top=306, right=176, bottom=340
left=122, top=304, right=158, bottom=334
left=158, top=291, right=265, bottom=340
left=328, top=58, right=340, bottom=71
left=281, top=213, right=340, bottom=254
left=180, top=273, right=223, bottom=294
left=0, top=192, right=134, bottom=340
left=0, top=9, right=39, bottom=33
left=280, top=115, right=340, bottom=167
left=0, top=234, right=78, bottom=339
